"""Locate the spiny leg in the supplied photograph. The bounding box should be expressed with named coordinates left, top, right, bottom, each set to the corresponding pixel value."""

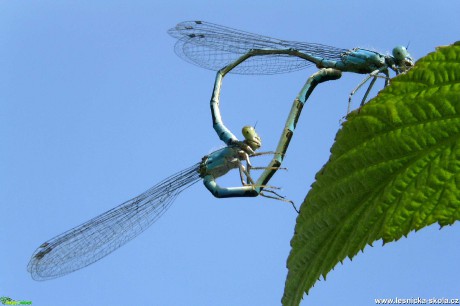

left=243, top=162, right=288, bottom=188
left=347, top=67, right=390, bottom=113
left=348, top=73, right=371, bottom=113
left=244, top=164, right=297, bottom=212
left=359, top=75, right=378, bottom=107
left=238, top=162, right=251, bottom=186
left=250, top=151, right=278, bottom=157
left=360, top=69, right=390, bottom=108
left=236, top=153, right=281, bottom=187
left=383, top=68, right=390, bottom=87
left=259, top=190, right=300, bottom=214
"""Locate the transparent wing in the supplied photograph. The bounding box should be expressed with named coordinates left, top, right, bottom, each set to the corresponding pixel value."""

left=28, top=163, right=201, bottom=280
left=168, top=20, right=348, bottom=75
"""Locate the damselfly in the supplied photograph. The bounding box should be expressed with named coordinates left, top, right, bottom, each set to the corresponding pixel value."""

left=28, top=127, right=287, bottom=280
left=169, top=21, right=414, bottom=194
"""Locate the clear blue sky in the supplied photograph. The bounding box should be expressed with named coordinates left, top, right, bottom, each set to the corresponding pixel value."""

left=2, top=1, right=459, bottom=305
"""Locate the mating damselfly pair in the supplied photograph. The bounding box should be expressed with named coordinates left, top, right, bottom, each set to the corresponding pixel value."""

left=28, top=21, right=413, bottom=280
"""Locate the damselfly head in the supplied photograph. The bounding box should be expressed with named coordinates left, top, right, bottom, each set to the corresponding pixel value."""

left=392, top=46, right=414, bottom=71
left=242, top=126, right=262, bottom=151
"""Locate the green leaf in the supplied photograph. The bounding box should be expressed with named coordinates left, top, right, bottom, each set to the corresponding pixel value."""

left=282, top=42, right=460, bottom=306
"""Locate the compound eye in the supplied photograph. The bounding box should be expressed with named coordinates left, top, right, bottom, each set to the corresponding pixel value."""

left=241, top=125, right=261, bottom=150
left=392, top=46, right=409, bottom=61
left=242, top=126, right=256, bottom=140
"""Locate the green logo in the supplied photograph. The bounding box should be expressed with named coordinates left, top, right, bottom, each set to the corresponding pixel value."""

left=0, top=297, right=32, bottom=305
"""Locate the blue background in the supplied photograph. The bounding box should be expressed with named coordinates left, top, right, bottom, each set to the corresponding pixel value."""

left=2, top=1, right=459, bottom=305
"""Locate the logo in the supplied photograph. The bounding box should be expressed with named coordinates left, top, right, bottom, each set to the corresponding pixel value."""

left=0, top=297, right=32, bottom=305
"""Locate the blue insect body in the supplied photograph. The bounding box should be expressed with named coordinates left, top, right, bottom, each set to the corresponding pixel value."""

left=168, top=21, right=413, bottom=76
left=169, top=21, right=414, bottom=203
